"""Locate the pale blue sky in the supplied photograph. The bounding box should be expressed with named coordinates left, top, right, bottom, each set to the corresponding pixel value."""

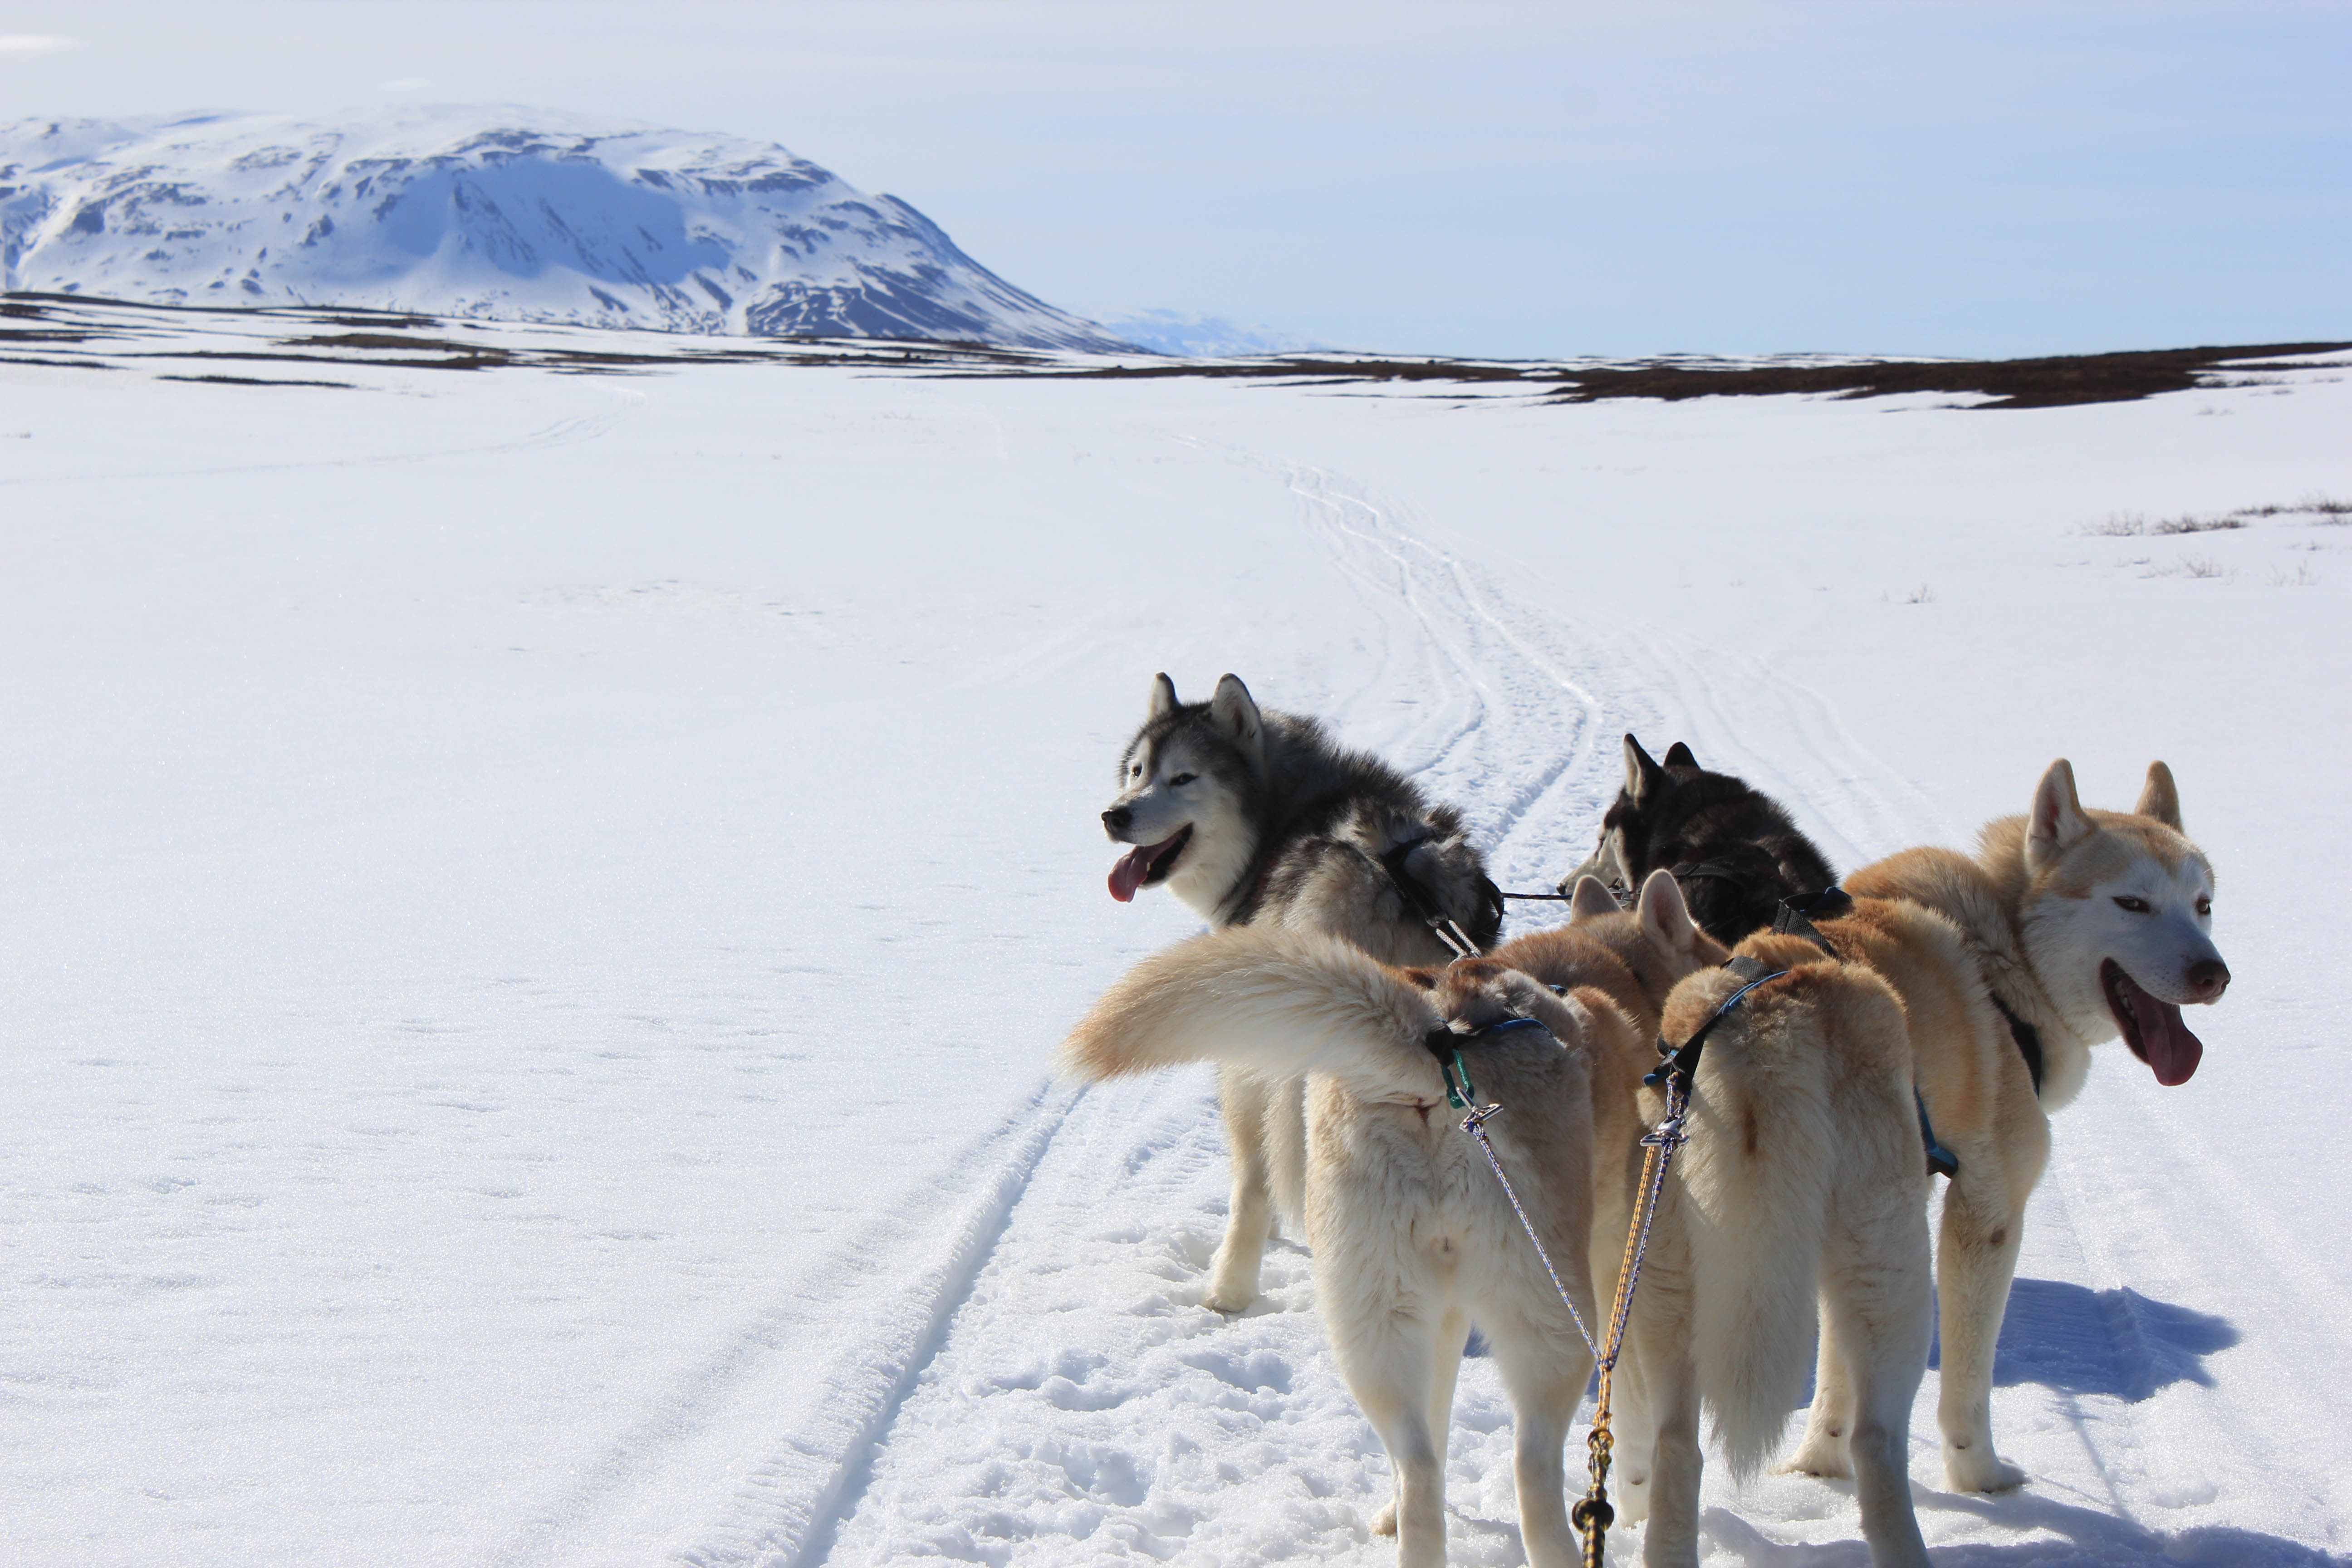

left=6, top=0, right=2346, bottom=357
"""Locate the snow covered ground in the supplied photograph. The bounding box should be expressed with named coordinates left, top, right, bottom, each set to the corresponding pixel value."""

left=4, top=317, right=2348, bottom=1566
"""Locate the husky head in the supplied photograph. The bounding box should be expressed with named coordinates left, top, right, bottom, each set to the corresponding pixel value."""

left=1561, top=869, right=1727, bottom=1009
left=1101, top=672, right=1266, bottom=920
left=1563, top=735, right=1698, bottom=892
left=2001, top=760, right=2228, bottom=1086
left=1562, top=735, right=1832, bottom=947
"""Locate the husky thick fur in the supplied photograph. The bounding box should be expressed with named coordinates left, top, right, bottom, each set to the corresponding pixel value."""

left=1562, top=735, right=1838, bottom=946
left=1062, top=871, right=1935, bottom=1567
left=1636, top=914, right=1936, bottom=1568
left=1100, top=672, right=1500, bottom=1310
left=1781, top=760, right=2230, bottom=1494
left=1060, top=929, right=1641, bottom=1568
left=1539, top=874, right=1931, bottom=1568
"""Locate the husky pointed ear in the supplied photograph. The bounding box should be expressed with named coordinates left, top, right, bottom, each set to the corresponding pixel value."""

left=2136, top=761, right=2183, bottom=831
left=1623, top=735, right=1665, bottom=804
left=1147, top=672, right=1179, bottom=720
left=1663, top=741, right=1698, bottom=769
left=1210, top=674, right=1266, bottom=774
left=1636, top=868, right=1699, bottom=960
left=1568, top=875, right=1620, bottom=923
left=2026, top=759, right=2092, bottom=872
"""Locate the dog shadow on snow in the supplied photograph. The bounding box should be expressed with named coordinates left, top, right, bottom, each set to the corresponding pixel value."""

left=1703, top=1500, right=2350, bottom=1566
left=1483, top=1278, right=2237, bottom=1405
left=1692, top=1282, right=2332, bottom=1565
left=1940, top=1276, right=2238, bottom=1402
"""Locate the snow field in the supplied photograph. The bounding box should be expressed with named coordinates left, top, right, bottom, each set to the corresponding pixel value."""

left=4, top=335, right=2348, bottom=1564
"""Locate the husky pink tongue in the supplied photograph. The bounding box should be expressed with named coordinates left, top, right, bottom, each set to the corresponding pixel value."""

left=2122, top=972, right=2205, bottom=1086
left=1108, top=846, right=1157, bottom=903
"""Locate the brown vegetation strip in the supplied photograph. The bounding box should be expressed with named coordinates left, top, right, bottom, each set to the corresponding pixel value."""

left=1543, top=343, right=2352, bottom=409
left=1026, top=341, right=2352, bottom=408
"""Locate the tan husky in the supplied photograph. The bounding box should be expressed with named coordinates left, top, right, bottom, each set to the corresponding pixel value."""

left=1778, top=760, right=2229, bottom=1494
left=1536, top=877, right=1935, bottom=1567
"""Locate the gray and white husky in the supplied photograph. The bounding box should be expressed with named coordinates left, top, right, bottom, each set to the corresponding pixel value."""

left=1100, top=672, right=1501, bottom=1310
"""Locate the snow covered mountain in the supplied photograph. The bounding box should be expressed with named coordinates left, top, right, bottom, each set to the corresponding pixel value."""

left=0, top=108, right=1137, bottom=351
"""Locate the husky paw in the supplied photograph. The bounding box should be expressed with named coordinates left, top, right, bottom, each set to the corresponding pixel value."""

left=1371, top=1501, right=1397, bottom=1537
left=1199, top=1280, right=1255, bottom=1315
left=1944, top=1445, right=2027, bottom=1493
left=1202, top=1253, right=1261, bottom=1315
left=1782, top=1433, right=1855, bottom=1480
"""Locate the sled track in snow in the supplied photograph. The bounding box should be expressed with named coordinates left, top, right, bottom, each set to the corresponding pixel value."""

left=505, top=1084, right=1079, bottom=1567
left=679, top=1087, right=1082, bottom=1568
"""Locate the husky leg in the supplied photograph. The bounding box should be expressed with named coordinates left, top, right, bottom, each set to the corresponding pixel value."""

left=1784, top=1300, right=1857, bottom=1478
left=1205, top=1067, right=1278, bottom=1312
left=1334, top=1306, right=1450, bottom=1568
left=1826, top=1198, right=1933, bottom=1567
left=1934, top=1170, right=2033, bottom=1492
left=1480, top=1314, right=1590, bottom=1568
left=1609, top=1339, right=1656, bottom=1524
left=1375, top=1306, right=1470, bottom=1541
left=1635, top=1327, right=1703, bottom=1568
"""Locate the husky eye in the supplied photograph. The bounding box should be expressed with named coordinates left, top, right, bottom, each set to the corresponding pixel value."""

left=1129, top=762, right=1142, bottom=778
left=2112, top=896, right=2152, bottom=914
left=1168, top=772, right=1197, bottom=787
left=2196, top=895, right=2212, bottom=917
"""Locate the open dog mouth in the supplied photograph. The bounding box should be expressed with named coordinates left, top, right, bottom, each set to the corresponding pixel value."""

left=2102, top=958, right=2204, bottom=1086
left=1107, top=825, right=1193, bottom=903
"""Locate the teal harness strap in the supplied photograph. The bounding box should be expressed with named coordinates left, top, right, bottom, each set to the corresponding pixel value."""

left=1425, top=1015, right=1548, bottom=1109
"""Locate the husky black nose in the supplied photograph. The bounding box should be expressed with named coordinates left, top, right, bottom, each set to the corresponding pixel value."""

left=1102, top=806, right=1132, bottom=833
left=2185, top=958, right=2230, bottom=1002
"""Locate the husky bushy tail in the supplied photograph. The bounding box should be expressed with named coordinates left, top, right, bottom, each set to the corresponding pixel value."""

left=1060, top=927, right=1454, bottom=1107
left=1061, top=928, right=1617, bottom=1568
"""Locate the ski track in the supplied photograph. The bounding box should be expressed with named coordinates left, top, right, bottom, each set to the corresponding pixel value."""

left=508, top=1083, right=1080, bottom=1568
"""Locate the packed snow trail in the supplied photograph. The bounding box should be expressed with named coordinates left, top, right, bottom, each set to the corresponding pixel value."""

left=5, top=328, right=2348, bottom=1565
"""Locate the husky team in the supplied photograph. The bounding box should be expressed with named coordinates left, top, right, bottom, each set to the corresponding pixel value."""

left=1068, top=673, right=2230, bottom=1568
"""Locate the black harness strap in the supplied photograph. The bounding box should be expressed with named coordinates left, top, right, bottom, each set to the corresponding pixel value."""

left=1773, top=885, right=1853, bottom=944
left=1667, top=858, right=1754, bottom=888
left=1377, top=835, right=1499, bottom=960
left=1989, top=994, right=2047, bottom=1098
left=1645, top=955, right=1784, bottom=1095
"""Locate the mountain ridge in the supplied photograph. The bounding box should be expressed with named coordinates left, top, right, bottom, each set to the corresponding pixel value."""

left=0, top=108, right=1138, bottom=352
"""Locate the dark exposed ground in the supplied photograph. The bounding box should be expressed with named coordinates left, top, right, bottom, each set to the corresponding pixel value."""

left=1543, top=343, right=2352, bottom=409
left=1033, top=342, right=2352, bottom=409
left=4, top=292, right=2343, bottom=409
